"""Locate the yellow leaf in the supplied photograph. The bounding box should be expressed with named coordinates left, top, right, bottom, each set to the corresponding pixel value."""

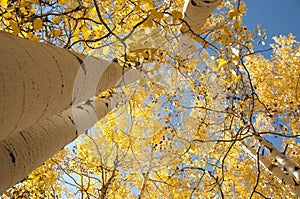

left=143, top=17, right=153, bottom=27
left=232, top=55, right=240, bottom=65
left=231, top=70, right=241, bottom=83
left=232, top=21, right=240, bottom=30
left=220, top=35, right=228, bottom=43
left=52, top=16, right=61, bottom=24
left=221, top=26, right=231, bottom=35
left=58, top=0, right=67, bottom=5
left=4, top=191, right=12, bottom=198
left=142, top=50, right=150, bottom=60
left=33, top=19, right=43, bottom=31
left=53, top=29, right=62, bottom=37
left=172, top=11, right=182, bottom=20
left=212, top=62, right=219, bottom=72
left=81, top=25, right=91, bottom=39
left=154, top=11, right=163, bottom=20
left=194, top=36, right=206, bottom=47
left=10, top=21, right=20, bottom=34
left=234, top=75, right=241, bottom=83
left=0, top=0, right=8, bottom=7
left=156, top=74, right=162, bottom=81
left=82, top=1, right=89, bottom=7
left=228, top=11, right=240, bottom=19
left=218, top=59, right=227, bottom=68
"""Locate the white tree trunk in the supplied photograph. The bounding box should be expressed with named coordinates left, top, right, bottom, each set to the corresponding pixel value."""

left=252, top=134, right=300, bottom=183
left=0, top=31, right=134, bottom=140
left=242, top=141, right=300, bottom=197
left=178, top=0, right=221, bottom=57
left=181, top=0, right=221, bottom=35
left=0, top=93, right=127, bottom=194
left=0, top=0, right=221, bottom=193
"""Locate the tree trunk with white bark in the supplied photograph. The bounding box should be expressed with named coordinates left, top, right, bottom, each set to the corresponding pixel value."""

left=181, top=0, right=221, bottom=35
left=253, top=134, right=300, bottom=183
left=0, top=93, right=127, bottom=193
left=0, top=31, right=141, bottom=193
left=0, top=0, right=221, bottom=194
left=0, top=31, right=134, bottom=140
left=242, top=141, right=300, bottom=197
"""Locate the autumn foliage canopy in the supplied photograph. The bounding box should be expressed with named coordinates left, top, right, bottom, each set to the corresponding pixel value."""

left=0, top=0, right=300, bottom=198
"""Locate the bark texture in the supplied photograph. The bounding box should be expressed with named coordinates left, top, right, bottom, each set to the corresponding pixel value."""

left=0, top=93, right=125, bottom=193
left=181, top=0, right=221, bottom=34
left=178, top=0, right=221, bottom=57
left=0, top=31, right=81, bottom=139
left=0, top=31, right=134, bottom=140
left=0, top=31, right=141, bottom=194
left=253, top=134, right=300, bottom=182
left=0, top=0, right=220, bottom=193
left=242, top=142, right=300, bottom=197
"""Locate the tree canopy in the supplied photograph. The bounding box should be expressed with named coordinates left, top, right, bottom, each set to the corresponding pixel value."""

left=1, top=0, right=300, bottom=198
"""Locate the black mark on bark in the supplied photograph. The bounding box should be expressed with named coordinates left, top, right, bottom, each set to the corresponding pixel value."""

left=74, top=54, right=83, bottom=64
left=85, top=99, right=93, bottom=106
left=269, top=148, right=273, bottom=153
left=20, top=132, right=28, bottom=143
left=68, top=116, right=75, bottom=124
left=9, top=152, right=16, bottom=164
left=76, top=105, right=84, bottom=110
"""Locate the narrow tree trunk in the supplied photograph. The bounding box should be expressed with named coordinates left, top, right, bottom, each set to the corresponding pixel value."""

left=178, top=0, right=221, bottom=57
left=181, top=0, right=221, bottom=35
left=252, top=134, right=300, bottom=182
left=242, top=141, right=300, bottom=197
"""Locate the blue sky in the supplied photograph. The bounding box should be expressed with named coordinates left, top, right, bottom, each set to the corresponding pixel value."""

left=242, top=0, right=300, bottom=149
left=243, top=0, right=300, bottom=48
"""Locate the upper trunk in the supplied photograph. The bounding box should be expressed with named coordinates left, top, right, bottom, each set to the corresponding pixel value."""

left=181, top=0, right=221, bottom=35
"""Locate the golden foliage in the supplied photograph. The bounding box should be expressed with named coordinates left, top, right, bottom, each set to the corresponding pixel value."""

left=1, top=0, right=300, bottom=198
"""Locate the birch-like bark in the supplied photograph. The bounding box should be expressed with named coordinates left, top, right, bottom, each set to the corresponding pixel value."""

left=178, top=0, right=221, bottom=57
left=0, top=31, right=141, bottom=194
left=252, top=134, right=300, bottom=183
left=242, top=141, right=300, bottom=197
left=181, top=0, right=221, bottom=35
left=0, top=31, right=135, bottom=140
left=0, top=52, right=141, bottom=194
left=0, top=0, right=220, bottom=140
left=0, top=93, right=127, bottom=194
left=0, top=0, right=221, bottom=193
